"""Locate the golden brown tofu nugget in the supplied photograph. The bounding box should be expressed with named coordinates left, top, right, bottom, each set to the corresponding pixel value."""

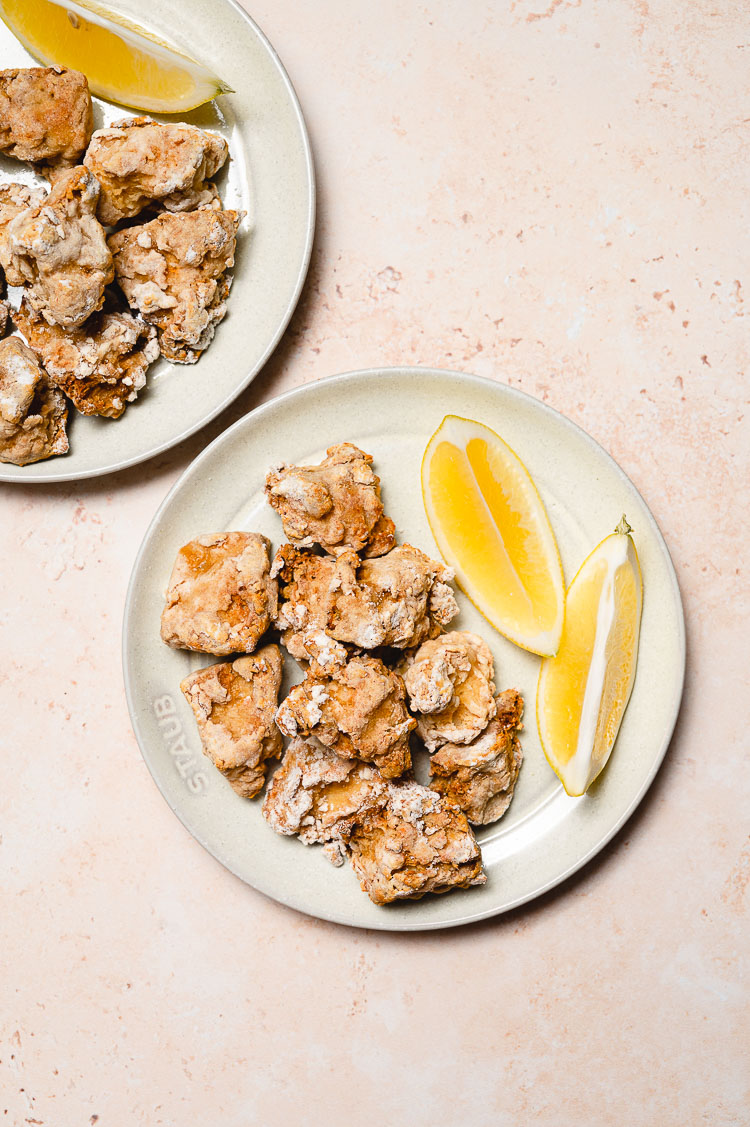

left=275, top=652, right=415, bottom=779
left=346, top=780, right=486, bottom=904
left=180, top=645, right=284, bottom=799
left=266, top=442, right=395, bottom=558
left=404, top=631, right=497, bottom=752
left=0, top=66, right=92, bottom=171
left=109, top=208, right=240, bottom=363
left=161, top=532, right=277, bottom=656
left=85, top=116, right=228, bottom=225
left=262, top=736, right=389, bottom=861
left=15, top=298, right=158, bottom=419
left=430, top=690, right=524, bottom=826
left=273, top=544, right=458, bottom=660
left=0, top=337, right=68, bottom=465
left=1, top=167, right=113, bottom=329
left=0, top=184, right=46, bottom=340
left=0, top=182, right=46, bottom=257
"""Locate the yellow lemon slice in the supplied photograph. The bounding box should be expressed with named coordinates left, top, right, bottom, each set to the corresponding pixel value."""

left=422, top=414, right=565, bottom=656
left=537, top=517, right=643, bottom=796
left=0, top=0, right=232, bottom=113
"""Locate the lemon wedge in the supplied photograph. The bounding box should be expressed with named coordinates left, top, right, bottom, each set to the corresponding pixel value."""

left=421, top=414, right=565, bottom=656
left=537, top=517, right=643, bottom=796
left=0, top=0, right=232, bottom=113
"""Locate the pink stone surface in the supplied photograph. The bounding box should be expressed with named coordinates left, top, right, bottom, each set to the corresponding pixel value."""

left=1, top=1, right=748, bottom=1123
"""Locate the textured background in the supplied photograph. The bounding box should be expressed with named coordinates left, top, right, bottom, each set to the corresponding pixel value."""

left=1, top=1, right=748, bottom=1124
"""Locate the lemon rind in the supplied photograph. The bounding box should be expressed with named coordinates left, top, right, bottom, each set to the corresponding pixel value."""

left=536, top=526, right=643, bottom=796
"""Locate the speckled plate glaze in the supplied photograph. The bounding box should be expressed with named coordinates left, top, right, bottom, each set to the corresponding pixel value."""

left=123, top=368, right=685, bottom=931
left=0, top=0, right=314, bottom=482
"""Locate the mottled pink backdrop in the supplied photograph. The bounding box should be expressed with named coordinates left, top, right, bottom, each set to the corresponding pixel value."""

left=1, top=1, right=747, bottom=1124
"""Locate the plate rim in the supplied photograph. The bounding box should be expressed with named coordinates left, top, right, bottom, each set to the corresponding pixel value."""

left=0, top=0, right=316, bottom=485
left=122, top=365, right=687, bottom=931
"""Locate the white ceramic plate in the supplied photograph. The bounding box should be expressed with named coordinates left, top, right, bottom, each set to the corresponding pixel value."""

left=0, top=0, right=314, bottom=482
left=123, top=368, right=685, bottom=931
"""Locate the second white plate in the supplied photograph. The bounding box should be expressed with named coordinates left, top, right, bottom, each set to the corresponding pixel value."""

left=0, top=0, right=315, bottom=482
left=123, top=367, right=685, bottom=930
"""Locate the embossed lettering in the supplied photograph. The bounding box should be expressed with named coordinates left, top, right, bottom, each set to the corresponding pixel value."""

left=152, top=694, right=206, bottom=796
left=159, top=716, right=181, bottom=739
left=187, top=773, right=208, bottom=794
left=174, top=756, right=195, bottom=779
left=153, top=695, right=175, bottom=718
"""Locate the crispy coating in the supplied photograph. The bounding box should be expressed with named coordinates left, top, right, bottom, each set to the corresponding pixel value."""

left=366, top=514, right=399, bottom=557
left=1, top=167, right=113, bottom=329
left=15, top=297, right=159, bottom=419
left=430, top=689, right=524, bottom=825
left=346, top=778, right=486, bottom=904
left=0, top=67, right=92, bottom=170
left=0, top=185, right=44, bottom=344
left=275, top=653, right=415, bottom=779
left=0, top=183, right=47, bottom=222
left=84, top=117, right=229, bottom=225
left=0, top=185, right=45, bottom=320
left=273, top=544, right=458, bottom=659
left=161, top=532, right=277, bottom=656
left=263, top=739, right=488, bottom=894
left=108, top=208, right=239, bottom=363
left=0, top=183, right=47, bottom=268
left=295, top=627, right=350, bottom=677
left=262, top=736, right=389, bottom=856
left=265, top=442, right=396, bottom=557
left=180, top=645, right=284, bottom=799
left=404, top=631, right=497, bottom=752
left=0, top=336, right=68, bottom=465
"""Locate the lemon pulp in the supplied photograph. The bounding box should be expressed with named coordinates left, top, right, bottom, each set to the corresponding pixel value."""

left=0, top=0, right=231, bottom=112
left=422, top=414, right=565, bottom=657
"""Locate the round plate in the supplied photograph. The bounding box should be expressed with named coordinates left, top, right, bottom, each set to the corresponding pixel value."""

left=123, top=368, right=685, bottom=930
left=0, top=0, right=314, bottom=482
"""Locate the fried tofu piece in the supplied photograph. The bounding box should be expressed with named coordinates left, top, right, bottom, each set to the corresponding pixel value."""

left=0, top=183, right=47, bottom=265
left=273, top=544, right=458, bottom=660
left=404, top=631, right=497, bottom=752
left=265, top=442, right=396, bottom=558
left=108, top=208, right=240, bottom=363
left=0, top=184, right=45, bottom=342
left=0, top=185, right=46, bottom=318
left=84, top=117, right=229, bottom=225
left=263, top=739, right=489, bottom=892
left=0, top=263, right=8, bottom=339
left=0, top=336, right=68, bottom=465
left=430, top=690, right=524, bottom=825
left=262, top=736, right=389, bottom=860
left=0, top=66, right=92, bottom=171
left=180, top=645, right=284, bottom=799
left=346, top=779, right=486, bottom=904
left=1, top=167, right=113, bottom=329
left=161, top=532, right=277, bottom=656
left=15, top=297, right=158, bottom=418
left=275, top=653, right=415, bottom=779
